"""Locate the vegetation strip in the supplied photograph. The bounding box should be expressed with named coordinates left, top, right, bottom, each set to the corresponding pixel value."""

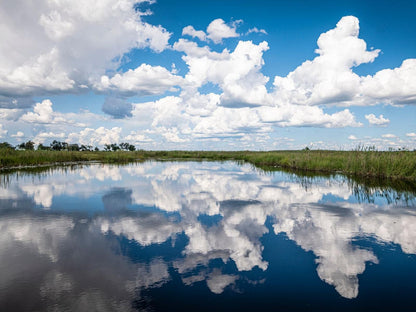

left=1, top=147, right=415, bottom=180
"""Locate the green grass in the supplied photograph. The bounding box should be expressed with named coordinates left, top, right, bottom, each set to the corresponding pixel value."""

left=238, top=150, right=416, bottom=180
left=1, top=149, right=415, bottom=180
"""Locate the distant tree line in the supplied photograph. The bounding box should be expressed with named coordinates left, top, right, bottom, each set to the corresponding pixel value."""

left=103, top=142, right=136, bottom=151
left=0, top=140, right=136, bottom=152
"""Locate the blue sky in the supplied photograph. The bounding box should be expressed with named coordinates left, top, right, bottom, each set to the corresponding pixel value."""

left=0, top=0, right=415, bottom=150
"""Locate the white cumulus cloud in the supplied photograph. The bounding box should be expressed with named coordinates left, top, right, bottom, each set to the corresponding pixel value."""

left=361, top=59, right=416, bottom=105
left=175, top=39, right=271, bottom=107
left=20, top=99, right=80, bottom=125
left=207, top=18, right=240, bottom=43
left=0, top=0, right=171, bottom=99
left=272, top=16, right=380, bottom=107
left=68, top=127, right=122, bottom=146
left=33, top=132, right=66, bottom=144
left=246, top=27, right=267, bottom=35
left=20, top=100, right=63, bottom=124
left=365, top=114, right=390, bottom=126
left=182, top=25, right=207, bottom=41
left=11, top=131, right=24, bottom=138
left=95, top=64, right=184, bottom=96
left=123, top=131, right=152, bottom=144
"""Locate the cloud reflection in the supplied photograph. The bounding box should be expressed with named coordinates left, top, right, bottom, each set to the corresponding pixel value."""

left=0, top=161, right=415, bottom=307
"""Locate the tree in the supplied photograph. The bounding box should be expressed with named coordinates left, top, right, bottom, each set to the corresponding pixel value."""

left=111, top=143, right=120, bottom=151
left=27, top=141, right=35, bottom=150
left=119, top=142, right=136, bottom=151
left=119, top=142, right=129, bottom=151
left=68, top=143, right=80, bottom=151
left=18, top=140, right=35, bottom=150
left=37, top=143, right=50, bottom=151
left=49, top=140, right=69, bottom=151
left=104, top=144, right=111, bottom=151
left=51, top=140, right=63, bottom=151
left=0, top=142, right=14, bottom=150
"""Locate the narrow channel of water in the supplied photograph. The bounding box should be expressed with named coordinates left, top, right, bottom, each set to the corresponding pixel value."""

left=1, top=161, right=415, bottom=311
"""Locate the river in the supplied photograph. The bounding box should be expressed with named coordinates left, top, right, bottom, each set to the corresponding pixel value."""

left=0, top=161, right=415, bottom=311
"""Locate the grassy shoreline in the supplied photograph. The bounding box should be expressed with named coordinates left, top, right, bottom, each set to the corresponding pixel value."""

left=1, top=149, right=415, bottom=180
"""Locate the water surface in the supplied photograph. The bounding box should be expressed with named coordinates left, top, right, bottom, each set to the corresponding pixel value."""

left=1, top=161, right=415, bottom=311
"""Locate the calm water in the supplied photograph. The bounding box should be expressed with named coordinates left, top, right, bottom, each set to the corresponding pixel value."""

left=0, top=161, right=415, bottom=311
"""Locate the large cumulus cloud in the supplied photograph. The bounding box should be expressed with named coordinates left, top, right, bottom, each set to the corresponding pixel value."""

left=0, top=0, right=173, bottom=101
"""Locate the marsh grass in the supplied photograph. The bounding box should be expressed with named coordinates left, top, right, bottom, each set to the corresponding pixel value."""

left=1, top=149, right=415, bottom=180
left=238, top=150, right=416, bottom=180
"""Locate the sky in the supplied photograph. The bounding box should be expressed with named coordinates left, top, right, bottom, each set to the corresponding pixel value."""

left=0, top=0, right=415, bottom=150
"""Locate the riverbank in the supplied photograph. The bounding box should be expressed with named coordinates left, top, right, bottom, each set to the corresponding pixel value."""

left=1, top=149, right=415, bottom=180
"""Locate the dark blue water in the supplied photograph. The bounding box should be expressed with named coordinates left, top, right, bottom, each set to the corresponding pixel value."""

left=0, top=161, right=415, bottom=311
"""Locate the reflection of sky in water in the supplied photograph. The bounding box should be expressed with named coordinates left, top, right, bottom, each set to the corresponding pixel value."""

left=0, top=162, right=415, bottom=311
